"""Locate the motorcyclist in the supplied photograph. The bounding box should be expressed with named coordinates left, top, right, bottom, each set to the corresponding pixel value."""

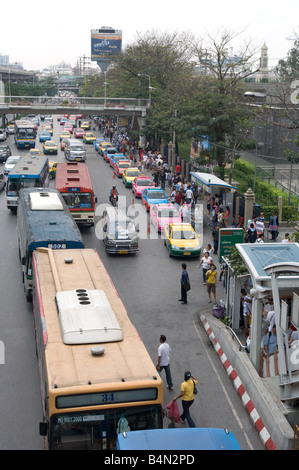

left=109, top=185, right=119, bottom=204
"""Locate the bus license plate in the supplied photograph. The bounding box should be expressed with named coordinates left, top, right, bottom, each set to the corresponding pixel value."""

left=119, top=250, right=128, bottom=254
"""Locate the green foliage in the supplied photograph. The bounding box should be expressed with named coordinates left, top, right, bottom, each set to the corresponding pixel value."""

left=262, top=206, right=298, bottom=223
left=225, top=247, right=249, bottom=276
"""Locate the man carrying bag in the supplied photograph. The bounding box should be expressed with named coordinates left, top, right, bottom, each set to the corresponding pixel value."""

left=179, top=263, right=190, bottom=305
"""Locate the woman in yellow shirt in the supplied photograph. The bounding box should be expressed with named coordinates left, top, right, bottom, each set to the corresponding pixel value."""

left=173, top=371, right=198, bottom=427
left=206, top=264, right=217, bottom=304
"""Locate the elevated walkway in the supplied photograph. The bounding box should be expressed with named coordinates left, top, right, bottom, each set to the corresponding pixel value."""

left=0, top=95, right=149, bottom=117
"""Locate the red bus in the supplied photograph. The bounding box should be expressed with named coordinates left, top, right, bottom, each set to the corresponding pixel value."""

left=55, top=162, right=97, bottom=227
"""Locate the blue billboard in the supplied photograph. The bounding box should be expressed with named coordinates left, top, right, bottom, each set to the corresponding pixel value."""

left=91, top=29, right=122, bottom=60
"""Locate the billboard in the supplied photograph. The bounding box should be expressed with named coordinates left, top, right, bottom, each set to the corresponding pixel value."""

left=91, top=29, right=122, bottom=60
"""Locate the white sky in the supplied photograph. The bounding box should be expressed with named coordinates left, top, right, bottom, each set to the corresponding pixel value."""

left=2, top=0, right=297, bottom=71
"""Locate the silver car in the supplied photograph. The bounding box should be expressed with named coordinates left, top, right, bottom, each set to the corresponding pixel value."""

left=0, top=129, right=7, bottom=141
left=4, top=156, right=21, bottom=174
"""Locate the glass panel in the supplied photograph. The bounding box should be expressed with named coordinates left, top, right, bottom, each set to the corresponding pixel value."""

left=62, top=192, right=92, bottom=209
left=50, top=405, right=162, bottom=450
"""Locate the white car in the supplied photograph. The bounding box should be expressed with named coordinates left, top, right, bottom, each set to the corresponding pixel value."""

left=0, top=128, right=7, bottom=141
left=4, top=156, right=21, bottom=174
left=6, top=125, right=14, bottom=135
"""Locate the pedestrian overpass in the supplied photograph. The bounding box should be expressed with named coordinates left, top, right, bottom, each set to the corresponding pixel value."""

left=0, top=95, right=149, bottom=144
left=0, top=95, right=148, bottom=117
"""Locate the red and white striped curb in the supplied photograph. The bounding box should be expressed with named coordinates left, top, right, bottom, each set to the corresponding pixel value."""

left=200, top=315, right=277, bottom=450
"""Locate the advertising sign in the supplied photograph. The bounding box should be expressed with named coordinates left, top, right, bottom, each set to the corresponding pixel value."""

left=91, top=29, right=122, bottom=60
left=219, top=228, right=244, bottom=261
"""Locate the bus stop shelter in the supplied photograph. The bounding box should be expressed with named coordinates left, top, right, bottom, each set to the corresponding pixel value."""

left=190, top=172, right=237, bottom=224
left=235, top=243, right=299, bottom=377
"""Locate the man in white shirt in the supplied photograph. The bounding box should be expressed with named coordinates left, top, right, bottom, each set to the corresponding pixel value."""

left=157, top=335, right=173, bottom=390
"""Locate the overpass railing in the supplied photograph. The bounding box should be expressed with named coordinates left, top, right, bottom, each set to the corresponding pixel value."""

left=0, top=95, right=149, bottom=111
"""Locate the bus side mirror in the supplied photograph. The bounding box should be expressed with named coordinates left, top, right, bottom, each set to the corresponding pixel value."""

left=95, top=196, right=98, bottom=203
left=39, top=422, right=48, bottom=436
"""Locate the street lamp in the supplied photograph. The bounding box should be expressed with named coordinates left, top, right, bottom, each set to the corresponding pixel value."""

left=137, top=73, right=151, bottom=106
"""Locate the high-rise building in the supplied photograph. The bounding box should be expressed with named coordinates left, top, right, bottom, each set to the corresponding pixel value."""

left=0, top=54, right=9, bottom=66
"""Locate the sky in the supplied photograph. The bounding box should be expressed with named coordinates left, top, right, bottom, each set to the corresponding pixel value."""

left=1, top=0, right=297, bottom=71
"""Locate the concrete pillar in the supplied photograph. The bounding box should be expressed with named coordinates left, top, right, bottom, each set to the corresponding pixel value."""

left=186, top=162, right=190, bottom=183
left=249, top=297, right=263, bottom=371
left=244, top=188, right=255, bottom=225
left=139, top=111, right=146, bottom=148
left=278, top=196, right=283, bottom=223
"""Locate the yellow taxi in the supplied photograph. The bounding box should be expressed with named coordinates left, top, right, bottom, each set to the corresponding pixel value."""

left=26, top=148, right=43, bottom=157
left=122, top=167, right=141, bottom=188
left=43, top=140, right=58, bottom=155
left=44, top=125, right=53, bottom=135
left=83, top=132, right=96, bottom=144
left=81, top=121, right=91, bottom=131
left=98, top=141, right=112, bottom=156
left=60, top=130, right=71, bottom=141
left=49, top=161, right=58, bottom=179
left=164, top=223, right=201, bottom=258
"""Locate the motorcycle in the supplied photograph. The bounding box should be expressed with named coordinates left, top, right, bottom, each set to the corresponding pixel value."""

left=110, top=194, right=118, bottom=207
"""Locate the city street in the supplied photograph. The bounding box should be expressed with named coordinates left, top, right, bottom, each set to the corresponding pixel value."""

left=0, top=118, right=264, bottom=450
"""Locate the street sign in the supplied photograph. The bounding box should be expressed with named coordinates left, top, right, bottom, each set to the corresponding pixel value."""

left=219, top=228, right=244, bottom=261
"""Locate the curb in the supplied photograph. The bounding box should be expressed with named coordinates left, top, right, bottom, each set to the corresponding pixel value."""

left=200, top=314, right=277, bottom=450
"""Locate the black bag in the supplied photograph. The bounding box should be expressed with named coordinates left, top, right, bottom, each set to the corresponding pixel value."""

left=184, top=281, right=191, bottom=292
left=192, top=380, right=198, bottom=394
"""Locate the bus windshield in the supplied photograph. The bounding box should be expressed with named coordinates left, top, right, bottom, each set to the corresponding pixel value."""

left=62, top=192, right=92, bottom=209
left=50, top=405, right=161, bottom=450
left=7, top=178, right=42, bottom=194
left=18, top=128, right=35, bottom=139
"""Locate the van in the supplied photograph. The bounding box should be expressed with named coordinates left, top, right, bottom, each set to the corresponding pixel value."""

left=64, top=139, right=86, bottom=162
left=102, top=207, right=139, bottom=255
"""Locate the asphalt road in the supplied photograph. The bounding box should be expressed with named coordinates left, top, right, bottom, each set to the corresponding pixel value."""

left=0, top=117, right=264, bottom=450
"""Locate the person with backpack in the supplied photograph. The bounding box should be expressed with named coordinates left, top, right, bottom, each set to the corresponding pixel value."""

left=247, top=223, right=257, bottom=243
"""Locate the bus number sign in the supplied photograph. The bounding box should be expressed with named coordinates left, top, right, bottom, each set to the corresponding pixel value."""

left=48, top=244, right=67, bottom=249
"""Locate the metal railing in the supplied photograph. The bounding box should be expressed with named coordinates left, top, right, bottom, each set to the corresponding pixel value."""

left=0, top=95, right=149, bottom=111
left=225, top=325, right=247, bottom=351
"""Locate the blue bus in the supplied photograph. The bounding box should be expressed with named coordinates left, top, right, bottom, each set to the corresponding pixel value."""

left=116, top=428, right=242, bottom=450
left=17, top=187, right=84, bottom=301
left=14, top=119, right=36, bottom=149
left=6, top=154, right=50, bottom=210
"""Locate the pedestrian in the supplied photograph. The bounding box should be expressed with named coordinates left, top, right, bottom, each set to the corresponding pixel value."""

left=172, top=371, right=198, bottom=427
left=192, top=185, right=199, bottom=205
left=241, top=289, right=252, bottom=337
left=156, top=335, right=173, bottom=390
left=211, top=225, right=219, bottom=255
left=185, top=185, right=193, bottom=205
left=198, top=251, right=213, bottom=285
left=268, top=211, right=279, bottom=241
left=206, top=264, right=217, bottom=304
left=179, top=263, right=189, bottom=304
left=247, top=223, right=257, bottom=243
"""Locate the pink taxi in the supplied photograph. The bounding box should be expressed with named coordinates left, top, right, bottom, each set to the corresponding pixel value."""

left=150, top=203, right=181, bottom=232
left=132, top=176, right=155, bottom=198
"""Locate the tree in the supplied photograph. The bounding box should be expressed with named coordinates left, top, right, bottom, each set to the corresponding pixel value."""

left=185, top=29, right=260, bottom=177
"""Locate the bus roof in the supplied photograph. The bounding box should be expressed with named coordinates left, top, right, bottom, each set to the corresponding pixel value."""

left=33, top=248, right=160, bottom=390
left=116, top=428, right=242, bottom=450
left=55, top=162, right=93, bottom=191
left=15, top=119, right=36, bottom=128
left=18, top=188, right=84, bottom=248
left=8, top=154, right=48, bottom=178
